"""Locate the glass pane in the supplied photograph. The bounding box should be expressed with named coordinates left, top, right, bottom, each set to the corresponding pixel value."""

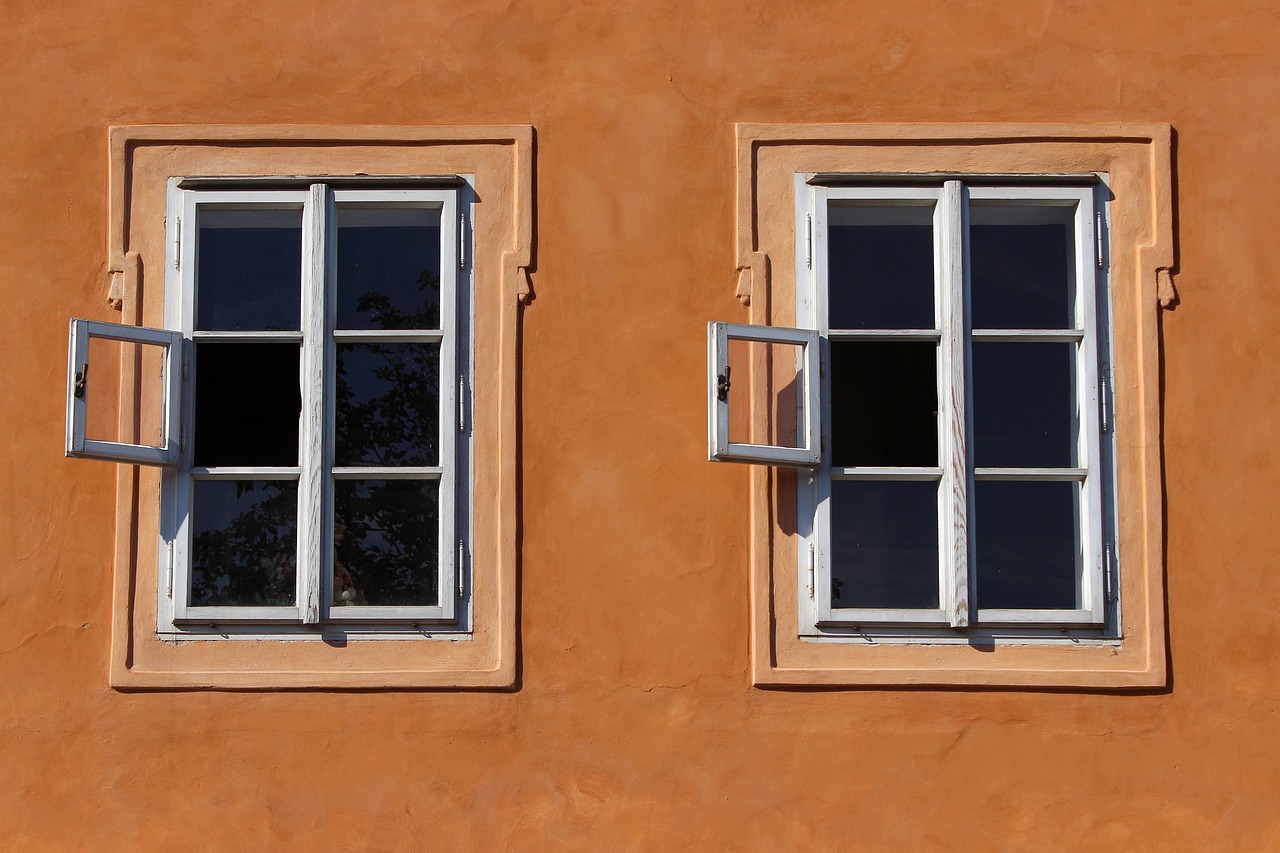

left=194, top=342, right=300, bottom=467
left=196, top=209, right=302, bottom=331
left=723, top=337, right=805, bottom=449
left=828, top=203, right=935, bottom=330
left=970, top=204, right=1076, bottom=330
left=335, top=342, right=440, bottom=467
left=191, top=479, right=298, bottom=607
left=972, top=342, right=1077, bottom=468
left=334, top=479, right=440, bottom=607
left=975, top=480, right=1081, bottom=610
left=830, top=341, right=937, bottom=467
left=336, top=206, right=443, bottom=330
left=830, top=480, right=939, bottom=610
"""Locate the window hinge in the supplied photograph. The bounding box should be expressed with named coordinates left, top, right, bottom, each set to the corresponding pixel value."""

left=1104, top=542, right=1115, bottom=602
left=1100, top=373, right=1110, bottom=433
left=173, top=217, right=181, bottom=269
left=180, top=346, right=189, bottom=381
left=165, top=541, right=175, bottom=598
left=458, top=376, right=466, bottom=431
left=805, top=213, right=813, bottom=269
left=807, top=544, right=815, bottom=600
left=457, top=540, right=466, bottom=598
left=459, top=212, right=466, bottom=269
left=1095, top=211, right=1104, bottom=268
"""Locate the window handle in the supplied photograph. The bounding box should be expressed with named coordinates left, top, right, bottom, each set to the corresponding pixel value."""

left=716, top=365, right=731, bottom=402
left=73, top=363, right=88, bottom=399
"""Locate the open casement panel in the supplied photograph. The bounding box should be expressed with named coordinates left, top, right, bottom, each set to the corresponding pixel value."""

left=707, top=321, right=820, bottom=467
left=66, top=318, right=182, bottom=466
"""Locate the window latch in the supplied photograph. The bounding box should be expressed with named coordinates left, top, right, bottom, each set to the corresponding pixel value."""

left=73, top=363, right=88, bottom=399
left=716, top=365, right=731, bottom=402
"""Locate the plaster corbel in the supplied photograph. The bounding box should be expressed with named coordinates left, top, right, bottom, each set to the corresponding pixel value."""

left=735, top=251, right=769, bottom=307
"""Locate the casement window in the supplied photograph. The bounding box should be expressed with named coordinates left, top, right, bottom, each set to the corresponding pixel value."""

left=712, top=177, right=1116, bottom=639
left=70, top=179, right=472, bottom=635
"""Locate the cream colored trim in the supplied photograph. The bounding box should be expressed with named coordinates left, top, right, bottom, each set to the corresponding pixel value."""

left=735, top=122, right=1174, bottom=688
left=105, top=125, right=532, bottom=689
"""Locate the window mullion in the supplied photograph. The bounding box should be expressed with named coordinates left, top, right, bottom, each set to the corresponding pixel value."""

left=296, top=183, right=328, bottom=624
left=939, top=180, right=970, bottom=628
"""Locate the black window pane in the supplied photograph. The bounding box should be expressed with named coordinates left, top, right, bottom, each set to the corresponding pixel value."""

left=194, top=342, right=300, bottom=467
left=970, top=205, right=1075, bottom=330
left=336, top=207, right=442, bottom=330
left=975, top=481, right=1080, bottom=610
left=334, top=479, right=439, bottom=607
left=831, top=480, right=939, bottom=610
left=972, top=342, right=1076, bottom=468
left=191, top=479, right=297, bottom=607
left=196, top=209, right=302, bottom=331
left=335, top=343, right=440, bottom=467
left=828, top=203, right=935, bottom=330
left=830, top=341, right=937, bottom=467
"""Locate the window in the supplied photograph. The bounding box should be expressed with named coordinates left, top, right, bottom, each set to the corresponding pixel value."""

left=727, top=123, right=1172, bottom=687
left=72, top=125, right=529, bottom=687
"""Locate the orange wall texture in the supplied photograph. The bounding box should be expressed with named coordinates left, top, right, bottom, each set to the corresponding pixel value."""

left=2, top=1, right=1279, bottom=848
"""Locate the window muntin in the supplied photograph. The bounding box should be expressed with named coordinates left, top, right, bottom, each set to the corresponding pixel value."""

left=162, top=184, right=465, bottom=632
left=799, top=180, right=1111, bottom=636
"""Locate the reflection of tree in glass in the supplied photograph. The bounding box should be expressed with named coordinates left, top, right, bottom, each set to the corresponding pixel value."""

left=191, top=481, right=296, bottom=606
left=332, top=272, right=442, bottom=607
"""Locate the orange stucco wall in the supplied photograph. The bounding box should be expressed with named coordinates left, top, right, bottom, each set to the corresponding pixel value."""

left=2, top=1, right=1278, bottom=848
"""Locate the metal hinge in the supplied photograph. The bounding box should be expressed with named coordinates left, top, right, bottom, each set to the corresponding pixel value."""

left=457, top=540, right=466, bottom=598
left=1095, top=211, right=1104, bottom=268
left=459, top=213, right=466, bottom=269
left=1100, top=373, right=1110, bottom=433
left=173, top=217, right=181, bottom=269
left=805, top=213, right=813, bottom=269
left=1104, top=542, right=1115, bottom=602
left=165, top=541, right=175, bottom=598
left=807, top=544, right=815, bottom=600
left=458, top=376, right=466, bottom=431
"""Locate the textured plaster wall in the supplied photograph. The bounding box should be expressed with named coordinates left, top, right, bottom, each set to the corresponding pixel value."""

left=1, top=0, right=1278, bottom=848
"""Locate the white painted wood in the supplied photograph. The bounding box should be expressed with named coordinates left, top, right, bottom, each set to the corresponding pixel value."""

left=296, top=184, right=327, bottom=624
left=974, top=467, right=1088, bottom=480
left=830, top=466, right=943, bottom=480
left=707, top=321, right=821, bottom=467
left=828, top=329, right=941, bottom=340
left=970, top=329, right=1083, bottom=342
left=65, top=318, right=183, bottom=466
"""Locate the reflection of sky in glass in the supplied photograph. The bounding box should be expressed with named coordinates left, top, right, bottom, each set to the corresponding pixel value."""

left=336, top=207, right=442, bottom=330
left=194, top=342, right=301, bottom=467
left=191, top=479, right=297, bottom=607
left=197, top=209, right=301, bottom=331
left=975, top=480, right=1081, bottom=610
left=829, top=204, right=935, bottom=330
left=830, top=480, right=939, bottom=609
left=970, top=206, right=1075, bottom=330
left=335, top=343, right=440, bottom=466
left=830, top=341, right=937, bottom=467
left=972, top=342, right=1076, bottom=468
left=334, top=479, right=439, bottom=606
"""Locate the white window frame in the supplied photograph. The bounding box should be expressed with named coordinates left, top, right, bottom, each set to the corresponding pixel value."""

left=149, top=180, right=469, bottom=634
left=790, top=178, right=1113, bottom=637
left=65, top=319, right=183, bottom=465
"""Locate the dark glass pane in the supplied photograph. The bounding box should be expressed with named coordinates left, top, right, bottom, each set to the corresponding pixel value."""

left=196, top=209, right=301, bottom=331
left=975, top=481, right=1080, bottom=610
left=828, top=203, right=935, bottom=330
left=830, top=341, right=937, bottom=467
left=191, top=479, right=297, bottom=607
left=334, top=479, right=439, bottom=607
left=335, top=343, right=440, bottom=467
left=336, top=207, right=442, bottom=330
left=970, top=205, right=1075, bottom=330
left=194, top=343, right=300, bottom=467
left=972, top=342, right=1076, bottom=468
left=830, top=480, right=939, bottom=609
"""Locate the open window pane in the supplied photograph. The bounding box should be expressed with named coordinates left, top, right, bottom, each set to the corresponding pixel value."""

left=82, top=337, right=165, bottom=449
left=970, top=204, right=1076, bottom=330
left=335, top=206, right=443, bottom=330
left=830, top=340, right=938, bottom=467
left=974, top=480, right=1081, bottom=611
left=196, top=209, right=302, bottom=332
left=972, top=341, right=1078, bottom=468
left=830, top=479, right=940, bottom=610
left=335, top=342, right=441, bottom=467
left=708, top=322, right=820, bottom=467
left=828, top=203, right=936, bottom=330
left=334, top=479, right=440, bottom=607
left=193, top=342, right=301, bottom=467
left=191, top=479, right=298, bottom=607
